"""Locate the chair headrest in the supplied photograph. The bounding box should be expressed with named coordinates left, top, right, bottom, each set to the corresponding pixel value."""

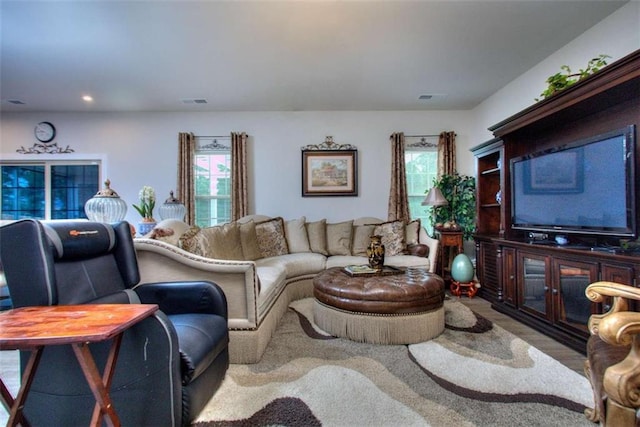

left=42, top=221, right=116, bottom=260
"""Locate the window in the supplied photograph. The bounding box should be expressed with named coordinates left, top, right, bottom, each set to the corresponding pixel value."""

left=405, top=136, right=438, bottom=231
left=194, top=137, right=231, bottom=227
left=1, top=161, right=100, bottom=220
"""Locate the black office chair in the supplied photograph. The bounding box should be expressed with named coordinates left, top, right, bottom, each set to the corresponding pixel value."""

left=0, top=219, right=229, bottom=426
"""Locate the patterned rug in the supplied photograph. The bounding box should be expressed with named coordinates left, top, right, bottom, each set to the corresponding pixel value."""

left=192, top=298, right=594, bottom=427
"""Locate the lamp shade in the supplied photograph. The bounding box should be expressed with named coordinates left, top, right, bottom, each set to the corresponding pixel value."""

left=421, top=187, right=448, bottom=206
left=84, top=179, right=127, bottom=222
left=158, top=190, right=186, bottom=221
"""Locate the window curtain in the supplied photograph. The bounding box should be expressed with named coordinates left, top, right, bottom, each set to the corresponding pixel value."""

left=438, top=131, right=456, bottom=176
left=177, top=132, right=195, bottom=225
left=387, top=132, right=410, bottom=223
left=231, top=132, right=248, bottom=221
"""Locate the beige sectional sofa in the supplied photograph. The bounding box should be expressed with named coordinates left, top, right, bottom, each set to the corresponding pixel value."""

left=134, top=215, right=439, bottom=363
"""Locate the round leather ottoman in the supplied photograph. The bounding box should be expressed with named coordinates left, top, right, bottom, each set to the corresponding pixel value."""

left=313, top=267, right=445, bottom=344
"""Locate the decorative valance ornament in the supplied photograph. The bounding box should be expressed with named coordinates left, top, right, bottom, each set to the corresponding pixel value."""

left=16, top=142, right=75, bottom=154
left=301, top=136, right=357, bottom=151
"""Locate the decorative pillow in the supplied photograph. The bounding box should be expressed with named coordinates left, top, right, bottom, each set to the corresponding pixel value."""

left=373, top=220, right=406, bottom=256
left=405, top=219, right=421, bottom=246
left=179, top=225, right=207, bottom=256
left=239, top=220, right=262, bottom=261
left=306, top=219, right=328, bottom=255
left=351, top=224, right=375, bottom=256
left=146, top=219, right=191, bottom=246
left=255, top=217, right=289, bottom=258
left=326, top=220, right=353, bottom=256
left=200, top=222, right=244, bottom=260
left=285, top=216, right=311, bottom=253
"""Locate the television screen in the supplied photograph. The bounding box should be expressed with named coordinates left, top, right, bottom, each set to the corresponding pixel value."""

left=511, top=125, right=636, bottom=238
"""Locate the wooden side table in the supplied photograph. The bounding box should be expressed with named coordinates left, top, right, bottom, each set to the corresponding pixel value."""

left=436, top=230, right=464, bottom=280
left=0, top=304, right=158, bottom=427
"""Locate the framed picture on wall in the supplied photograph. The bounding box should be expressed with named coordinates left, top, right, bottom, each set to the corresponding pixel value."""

left=302, top=150, right=358, bottom=197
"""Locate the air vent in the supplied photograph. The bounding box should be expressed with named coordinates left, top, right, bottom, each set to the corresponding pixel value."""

left=7, top=99, right=25, bottom=105
left=418, top=94, right=446, bottom=101
left=181, top=98, right=208, bottom=104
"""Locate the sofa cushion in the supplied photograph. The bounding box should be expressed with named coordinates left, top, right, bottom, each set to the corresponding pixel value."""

left=306, top=219, right=328, bottom=255
left=199, top=222, right=244, bottom=260
left=405, top=219, right=421, bottom=246
left=373, top=220, right=406, bottom=256
left=285, top=216, right=311, bottom=253
left=255, top=217, right=289, bottom=258
left=239, top=220, right=262, bottom=261
left=326, top=220, right=353, bottom=256
left=259, top=253, right=326, bottom=279
left=179, top=226, right=207, bottom=256
left=351, top=224, right=375, bottom=256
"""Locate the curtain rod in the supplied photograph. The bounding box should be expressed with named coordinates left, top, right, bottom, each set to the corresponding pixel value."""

left=196, top=135, right=230, bottom=138
left=405, top=134, right=440, bottom=138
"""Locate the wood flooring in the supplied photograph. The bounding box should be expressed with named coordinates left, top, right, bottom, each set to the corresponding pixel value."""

left=458, top=294, right=586, bottom=374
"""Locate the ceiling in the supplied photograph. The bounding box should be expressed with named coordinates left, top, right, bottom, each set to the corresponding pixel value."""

left=0, top=0, right=629, bottom=113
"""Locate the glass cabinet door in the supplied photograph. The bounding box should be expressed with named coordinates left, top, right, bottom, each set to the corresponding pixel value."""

left=553, top=258, right=598, bottom=336
left=518, top=253, right=550, bottom=320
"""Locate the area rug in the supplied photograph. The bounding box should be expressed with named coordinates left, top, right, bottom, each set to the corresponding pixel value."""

left=193, top=298, right=594, bottom=427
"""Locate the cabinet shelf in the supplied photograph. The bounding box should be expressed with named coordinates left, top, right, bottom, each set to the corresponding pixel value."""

left=481, top=167, right=501, bottom=175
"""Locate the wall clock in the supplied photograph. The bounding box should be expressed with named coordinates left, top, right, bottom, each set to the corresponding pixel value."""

left=34, top=121, right=56, bottom=143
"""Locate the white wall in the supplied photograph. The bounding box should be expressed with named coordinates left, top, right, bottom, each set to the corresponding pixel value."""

left=1, top=1, right=638, bottom=226
left=471, top=1, right=640, bottom=143
left=0, top=110, right=474, bottom=224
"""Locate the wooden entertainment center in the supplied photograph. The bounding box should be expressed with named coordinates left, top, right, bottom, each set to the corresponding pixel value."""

left=471, top=49, right=640, bottom=353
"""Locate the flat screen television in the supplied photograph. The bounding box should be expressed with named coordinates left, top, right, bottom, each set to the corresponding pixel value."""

left=510, top=125, right=637, bottom=239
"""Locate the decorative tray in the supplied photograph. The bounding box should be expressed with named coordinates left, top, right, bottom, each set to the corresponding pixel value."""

left=342, top=265, right=404, bottom=277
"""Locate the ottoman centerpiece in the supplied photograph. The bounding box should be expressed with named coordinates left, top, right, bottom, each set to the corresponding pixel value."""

left=313, top=266, right=445, bottom=344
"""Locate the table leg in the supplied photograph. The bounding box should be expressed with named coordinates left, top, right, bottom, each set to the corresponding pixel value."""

left=3, top=347, right=42, bottom=427
left=72, top=337, right=122, bottom=427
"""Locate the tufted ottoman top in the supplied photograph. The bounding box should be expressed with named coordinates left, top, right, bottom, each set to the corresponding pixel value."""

left=313, top=267, right=444, bottom=315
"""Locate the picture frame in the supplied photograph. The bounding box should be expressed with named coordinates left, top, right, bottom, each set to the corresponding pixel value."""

left=524, top=149, right=584, bottom=194
left=302, top=150, right=358, bottom=197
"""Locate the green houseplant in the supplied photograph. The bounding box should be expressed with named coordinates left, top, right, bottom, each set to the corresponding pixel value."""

left=535, top=54, right=610, bottom=101
left=428, top=173, right=476, bottom=240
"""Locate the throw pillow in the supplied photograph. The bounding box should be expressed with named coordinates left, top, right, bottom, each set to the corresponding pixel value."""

left=373, top=220, right=406, bottom=256
left=255, top=217, right=289, bottom=258
left=306, top=219, right=328, bottom=255
left=326, top=220, right=353, bottom=256
left=239, top=220, right=262, bottom=261
left=285, top=216, right=311, bottom=253
left=178, top=225, right=207, bottom=256
left=200, top=222, right=244, bottom=260
left=147, top=219, right=191, bottom=246
left=405, top=219, right=421, bottom=246
left=351, top=224, right=375, bottom=256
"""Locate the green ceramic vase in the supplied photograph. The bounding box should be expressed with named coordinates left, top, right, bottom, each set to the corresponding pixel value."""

left=451, top=253, right=474, bottom=283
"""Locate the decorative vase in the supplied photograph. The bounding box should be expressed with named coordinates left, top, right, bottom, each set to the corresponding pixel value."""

left=367, top=235, right=385, bottom=270
left=137, top=220, right=157, bottom=236
left=451, top=253, right=474, bottom=283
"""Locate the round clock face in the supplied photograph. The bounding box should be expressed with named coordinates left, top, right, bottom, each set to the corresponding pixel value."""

left=34, top=121, right=56, bottom=143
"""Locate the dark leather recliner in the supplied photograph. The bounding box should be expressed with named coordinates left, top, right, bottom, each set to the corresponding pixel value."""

left=0, top=219, right=229, bottom=426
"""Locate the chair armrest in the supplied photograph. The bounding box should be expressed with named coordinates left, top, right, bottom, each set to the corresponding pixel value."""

left=418, top=228, right=439, bottom=274
left=406, top=244, right=429, bottom=258
left=135, top=281, right=227, bottom=319
left=586, top=281, right=640, bottom=336
left=597, top=311, right=640, bottom=346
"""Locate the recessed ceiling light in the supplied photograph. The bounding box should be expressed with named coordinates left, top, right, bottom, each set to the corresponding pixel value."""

left=82, top=95, right=94, bottom=102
